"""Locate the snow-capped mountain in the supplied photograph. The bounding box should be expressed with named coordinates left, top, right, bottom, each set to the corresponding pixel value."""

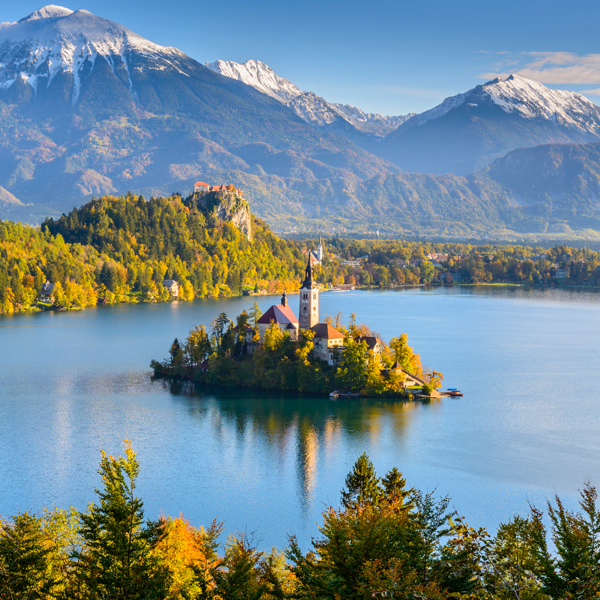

left=381, top=74, right=600, bottom=175
left=206, top=59, right=412, bottom=135
left=0, top=6, right=393, bottom=223
left=402, top=74, right=600, bottom=134
left=0, top=5, right=186, bottom=104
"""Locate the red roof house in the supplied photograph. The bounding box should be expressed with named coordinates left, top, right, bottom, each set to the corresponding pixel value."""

left=257, top=293, right=299, bottom=340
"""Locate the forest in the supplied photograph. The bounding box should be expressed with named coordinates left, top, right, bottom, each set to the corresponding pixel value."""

left=312, top=238, right=600, bottom=288
left=0, top=193, right=304, bottom=314
left=151, top=308, right=441, bottom=398
left=2, top=441, right=599, bottom=600
left=1, top=191, right=600, bottom=316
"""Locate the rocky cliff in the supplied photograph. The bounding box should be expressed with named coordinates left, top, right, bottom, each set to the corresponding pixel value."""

left=193, top=191, right=253, bottom=241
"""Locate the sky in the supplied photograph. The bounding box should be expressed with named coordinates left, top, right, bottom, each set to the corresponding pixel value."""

left=2, top=0, right=600, bottom=116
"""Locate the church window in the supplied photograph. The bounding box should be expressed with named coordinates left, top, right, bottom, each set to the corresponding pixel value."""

left=313, top=294, right=316, bottom=299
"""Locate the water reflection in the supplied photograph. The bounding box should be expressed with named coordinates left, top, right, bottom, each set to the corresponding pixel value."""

left=158, top=378, right=425, bottom=515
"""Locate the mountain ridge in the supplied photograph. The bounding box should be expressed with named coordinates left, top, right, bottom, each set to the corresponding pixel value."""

left=380, top=74, right=600, bottom=175
left=1, top=6, right=600, bottom=240
left=206, top=59, right=413, bottom=136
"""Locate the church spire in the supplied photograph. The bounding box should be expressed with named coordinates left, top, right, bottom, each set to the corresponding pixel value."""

left=303, top=251, right=314, bottom=285
left=299, top=250, right=319, bottom=329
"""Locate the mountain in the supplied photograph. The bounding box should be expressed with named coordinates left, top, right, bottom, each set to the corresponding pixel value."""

left=333, top=141, right=600, bottom=238
left=206, top=59, right=413, bottom=136
left=0, top=6, right=394, bottom=221
left=2, top=7, right=600, bottom=239
left=379, top=75, right=600, bottom=175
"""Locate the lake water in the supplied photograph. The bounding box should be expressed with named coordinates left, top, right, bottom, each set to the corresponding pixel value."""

left=1, top=287, right=600, bottom=550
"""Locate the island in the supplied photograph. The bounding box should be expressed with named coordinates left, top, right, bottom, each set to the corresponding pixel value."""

left=151, top=255, right=444, bottom=399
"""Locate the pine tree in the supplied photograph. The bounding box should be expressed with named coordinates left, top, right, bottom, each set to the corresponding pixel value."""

left=0, top=512, right=58, bottom=599
left=169, top=338, right=183, bottom=367
left=73, top=441, right=163, bottom=600
left=214, top=535, right=267, bottom=600
left=382, top=467, right=413, bottom=508
left=341, top=453, right=382, bottom=508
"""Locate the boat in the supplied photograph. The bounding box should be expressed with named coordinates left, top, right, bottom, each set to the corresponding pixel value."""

left=330, top=391, right=361, bottom=400
left=446, top=389, right=463, bottom=397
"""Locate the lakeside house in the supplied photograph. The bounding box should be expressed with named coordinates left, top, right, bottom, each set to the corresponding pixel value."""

left=357, top=336, right=385, bottom=355
left=385, top=361, right=426, bottom=388
left=162, top=280, right=179, bottom=298
left=40, top=281, right=55, bottom=302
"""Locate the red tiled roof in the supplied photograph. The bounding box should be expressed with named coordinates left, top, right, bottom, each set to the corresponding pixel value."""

left=195, top=181, right=209, bottom=186
left=310, top=323, right=345, bottom=339
left=257, top=304, right=299, bottom=325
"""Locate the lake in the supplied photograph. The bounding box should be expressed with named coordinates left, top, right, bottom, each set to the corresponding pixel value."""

left=1, top=286, right=600, bottom=550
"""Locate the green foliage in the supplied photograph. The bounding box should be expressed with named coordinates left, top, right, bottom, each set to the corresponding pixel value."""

left=73, top=441, right=163, bottom=600
left=0, top=512, right=58, bottom=599
left=340, top=453, right=381, bottom=508
left=0, top=193, right=305, bottom=314
left=152, top=310, right=432, bottom=398
left=335, top=338, right=368, bottom=391
left=6, top=445, right=600, bottom=599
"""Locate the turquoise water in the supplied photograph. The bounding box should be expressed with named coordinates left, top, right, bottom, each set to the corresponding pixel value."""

left=1, top=287, right=600, bottom=550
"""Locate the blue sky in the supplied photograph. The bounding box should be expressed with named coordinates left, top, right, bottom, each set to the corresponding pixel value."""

left=3, top=1, right=600, bottom=115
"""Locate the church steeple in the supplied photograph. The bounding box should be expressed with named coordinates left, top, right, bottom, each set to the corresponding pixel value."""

left=302, top=251, right=314, bottom=287
left=299, top=250, right=319, bottom=330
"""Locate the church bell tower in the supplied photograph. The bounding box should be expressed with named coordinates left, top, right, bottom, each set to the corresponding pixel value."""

left=299, top=252, right=319, bottom=330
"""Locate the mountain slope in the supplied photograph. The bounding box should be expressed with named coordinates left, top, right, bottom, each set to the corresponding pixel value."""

left=340, top=141, right=600, bottom=237
left=379, top=75, right=600, bottom=175
left=206, top=59, right=412, bottom=135
left=0, top=6, right=395, bottom=221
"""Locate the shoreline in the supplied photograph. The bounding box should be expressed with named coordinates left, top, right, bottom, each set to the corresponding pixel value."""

left=2, top=280, right=599, bottom=318
left=150, top=366, right=440, bottom=402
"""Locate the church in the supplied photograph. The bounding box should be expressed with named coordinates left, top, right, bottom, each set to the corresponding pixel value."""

left=255, top=252, right=345, bottom=366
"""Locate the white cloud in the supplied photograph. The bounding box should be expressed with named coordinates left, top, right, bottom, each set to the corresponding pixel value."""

left=479, top=52, right=600, bottom=85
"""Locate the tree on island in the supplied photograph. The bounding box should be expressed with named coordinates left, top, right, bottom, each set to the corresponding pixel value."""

left=335, top=338, right=368, bottom=391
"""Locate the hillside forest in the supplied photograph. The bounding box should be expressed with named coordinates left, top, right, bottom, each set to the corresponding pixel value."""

left=2, top=442, right=600, bottom=600
left=2, top=193, right=600, bottom=315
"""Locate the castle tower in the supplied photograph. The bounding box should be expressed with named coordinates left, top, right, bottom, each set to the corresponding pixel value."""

left=299, top=252, right=319, bottom=330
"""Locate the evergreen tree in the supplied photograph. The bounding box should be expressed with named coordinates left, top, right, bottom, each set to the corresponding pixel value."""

left=341, top=453, right=382, bottom=508
left=169, top=338, right=183, bottom=367
left=382, top=467, right=413, bottom=507
left=73, top=441, right=163, bottom=600
left=0, top=512, right=57, bottom=599
left=214, top=536, right=267, bottom=600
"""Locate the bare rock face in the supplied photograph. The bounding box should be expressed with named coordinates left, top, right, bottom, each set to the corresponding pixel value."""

left=195, top=191, right=252, bottom=241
